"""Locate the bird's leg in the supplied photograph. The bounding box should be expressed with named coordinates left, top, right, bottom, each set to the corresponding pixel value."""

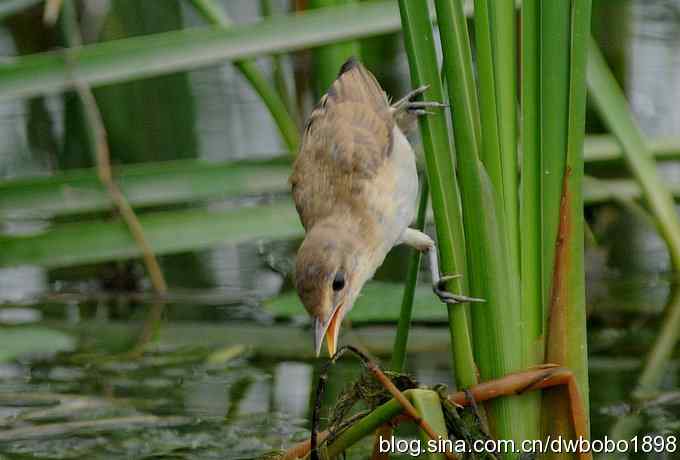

left=400, top=228, right=484, bottom=304
left=391, top=85, right=447, bottom=134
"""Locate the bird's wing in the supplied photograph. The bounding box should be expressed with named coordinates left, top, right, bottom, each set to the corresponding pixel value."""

left=290, top=58, right=395, bottom=230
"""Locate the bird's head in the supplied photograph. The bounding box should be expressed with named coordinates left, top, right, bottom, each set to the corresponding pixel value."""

left=294, top=224, right=369, bottom=357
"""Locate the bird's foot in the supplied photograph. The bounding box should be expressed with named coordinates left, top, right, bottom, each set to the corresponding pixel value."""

left=433, top=275, right=486, bottom=304
left=391, top=84, right=447, bottom=116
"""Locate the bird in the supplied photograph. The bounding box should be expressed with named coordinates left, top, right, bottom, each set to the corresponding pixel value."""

left=290, top=57, right=482, bottom=357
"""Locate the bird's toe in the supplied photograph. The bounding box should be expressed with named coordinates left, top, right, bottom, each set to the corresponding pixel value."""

left=432, top=282, right=485, bottom=304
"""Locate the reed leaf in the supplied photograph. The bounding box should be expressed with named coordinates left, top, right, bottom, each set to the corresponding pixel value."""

left=0, top=1, right=401, bottom=101
left=588, top=36, right=680, bottom=448
left=584, top=135, right=680, bottom=164
left=0, top=201, right=301, bottom=269
left=0, top=158, right=290, bottom=218
left=587, top=38, right=680, bottom=268
left=0, top=1, right=490, bottom=103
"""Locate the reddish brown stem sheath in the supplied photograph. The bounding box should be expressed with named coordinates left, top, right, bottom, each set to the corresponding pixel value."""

left=546, top=167, right=573, bottom=365
left=448, top=366, right=591, bottom=460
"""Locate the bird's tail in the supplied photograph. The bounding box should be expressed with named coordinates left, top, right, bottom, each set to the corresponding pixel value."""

left=325, top=57, right=390, bottom=112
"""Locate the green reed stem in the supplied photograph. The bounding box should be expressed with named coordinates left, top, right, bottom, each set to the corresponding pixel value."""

left=562, top=0, right=592, bottom=415
left=520, top=0, right=543, bottom=371
left=539, top=2, right=592, bottom=455
left=489, top=0, right=520, bottom=274
left=434, top=1, right=532, bottom=453
left=473, top=0, right=503, bottom=208
left=398, top=0, right=478, bottom=390
left=539, top=0, right=571, bottom=315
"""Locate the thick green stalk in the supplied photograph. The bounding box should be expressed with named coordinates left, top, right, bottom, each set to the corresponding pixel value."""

left=540, top=0, right=571, bottom=318
left=391, top=179, right=429, bottom=372
left=587, top=38, right=680, bottom=268
left=190, top=0, right=300, bottom=152
left=308, top=0, right=361, bottom=97
left=472, top=0, right=503, bottom=209
left=562, top=0, right=591, bottom=417
left=397, top=0, right=478, bottom=390
left=520, top=0, right=543, bottom=372
left=540, top=2, right=592, bottom=457
left=489, top=0, right=520, bottom=273
left=434, top=0, right=528, bottom=452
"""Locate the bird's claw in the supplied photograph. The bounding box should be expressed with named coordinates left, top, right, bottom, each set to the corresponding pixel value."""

left=433, top=275, right=486, bottom=304
left=391, top=85, right=448, bottom=115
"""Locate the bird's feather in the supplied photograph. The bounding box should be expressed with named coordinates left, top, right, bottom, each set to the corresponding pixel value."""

left=290, top=59, right=395, bottom=231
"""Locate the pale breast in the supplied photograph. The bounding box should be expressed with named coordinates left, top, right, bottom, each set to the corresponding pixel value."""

left=379, top=126, right=419, bottom=249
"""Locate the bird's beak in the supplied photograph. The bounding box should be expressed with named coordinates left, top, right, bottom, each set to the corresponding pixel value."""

left=313, top=303, right=344, bottom=357
left=313, top=317, right=326, bottom=357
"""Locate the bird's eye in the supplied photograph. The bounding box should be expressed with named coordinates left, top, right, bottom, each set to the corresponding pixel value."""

left=332, top=272, right=345, bottom=291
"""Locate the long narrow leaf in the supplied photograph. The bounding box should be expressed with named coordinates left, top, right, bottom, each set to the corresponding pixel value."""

left=588, top=35, right=680, bottom=448
left=0, top=158, right=290, bottom=218
left=0, top=201, right=301, bottom=268
left=0, top=1, right=400, bottom=101
left=587, top=38, right=680, bottom=267
left=0, top=1, right=485, bottom=103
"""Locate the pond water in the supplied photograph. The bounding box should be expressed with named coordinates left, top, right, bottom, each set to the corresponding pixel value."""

left=1, top=0, right=680, bottom=459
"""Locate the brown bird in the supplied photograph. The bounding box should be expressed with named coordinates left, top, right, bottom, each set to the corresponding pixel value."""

left=290, top=58, right=482, bottom=357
